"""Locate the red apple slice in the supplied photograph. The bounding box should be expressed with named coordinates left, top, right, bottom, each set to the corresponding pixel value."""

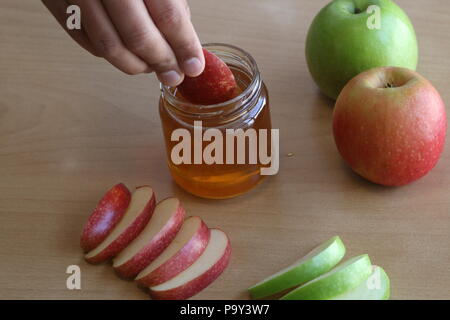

left=177, top=48, right=237, bottom=105
left=80, top=183, right=131, bottom=252
left=149, top=228, right=232, bottom=300
left=85, top=186, right=156, bottom=264
left=113, top=198, right=185, bottom=279
left=135, top=216, right=210, bottom=287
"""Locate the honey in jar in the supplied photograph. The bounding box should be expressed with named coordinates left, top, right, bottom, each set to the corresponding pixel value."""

left=159, top=44, right=275, bottom=199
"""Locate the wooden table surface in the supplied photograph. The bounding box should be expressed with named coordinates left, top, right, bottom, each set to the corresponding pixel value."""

left=1, top=0, right=449, bottom=300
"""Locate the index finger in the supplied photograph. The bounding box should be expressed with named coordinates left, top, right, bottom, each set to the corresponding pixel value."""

left=145, top=0, right=204, bottom=77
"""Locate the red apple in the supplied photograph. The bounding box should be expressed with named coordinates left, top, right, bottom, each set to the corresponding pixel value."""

left=177, top=48, right=237, bottom=105
left=85, top=186, right=156, bottom=264
left=113, top=198, right=185, bottom=279
left=80, top=183, right=131, bottom=252
left=135, top=216, right=210, bottom=287
left=333, top=67, right=447, bottom=186
left=149, top=228, right=231, bottom=300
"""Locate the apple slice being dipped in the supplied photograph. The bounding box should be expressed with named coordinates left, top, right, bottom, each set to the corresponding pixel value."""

left=80, top=183, right=131, bottom=253
left=149, top=228, right=231, bottom=300
left=280, top=254, right=372, bottom=300
left=113, top=198, right=185, bottom=279
left=248, top=236, right=346, bottom=299
left=332, top=265, right=390, bottom=300
left=177, top=48, right=237, bottom=105
left=136, top=216, right=210, bottom=287
left=85, top=186, right=156, bottom=264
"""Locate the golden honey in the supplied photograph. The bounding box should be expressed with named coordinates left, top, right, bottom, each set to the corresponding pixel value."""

left=159, top=44, right=273, bottom=199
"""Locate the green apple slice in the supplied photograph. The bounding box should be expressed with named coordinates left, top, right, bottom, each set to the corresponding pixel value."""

left=332, top=265, right=390, bottom=300
left=248, top=236, right=346, bottom=299
left=280, top=254, right=372, bottom=300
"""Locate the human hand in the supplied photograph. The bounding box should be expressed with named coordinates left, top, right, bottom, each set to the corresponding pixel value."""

left=42, top=0, right=205, bottom=86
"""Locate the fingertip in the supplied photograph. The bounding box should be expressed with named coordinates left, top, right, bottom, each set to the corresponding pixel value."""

left=157, top=70, right=184, bottom=87
left=182, top=57, right=204, bottom=77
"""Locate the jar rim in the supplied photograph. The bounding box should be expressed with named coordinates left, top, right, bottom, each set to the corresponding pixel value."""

left=160, top=43, right=261, bottom=111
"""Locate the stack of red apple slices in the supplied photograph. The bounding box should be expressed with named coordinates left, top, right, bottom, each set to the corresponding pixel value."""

left=80, top=184, right=232, bottom=300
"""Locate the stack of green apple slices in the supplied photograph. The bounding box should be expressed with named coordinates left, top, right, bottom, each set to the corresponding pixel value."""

left=248, top=236, right=390, bottom=300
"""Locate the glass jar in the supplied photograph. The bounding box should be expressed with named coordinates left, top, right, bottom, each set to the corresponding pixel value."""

left=159, top=43, right=273, bottom=199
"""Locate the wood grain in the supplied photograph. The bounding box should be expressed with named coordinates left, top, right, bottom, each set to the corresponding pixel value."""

left=0, top=0, right=449, bottom=300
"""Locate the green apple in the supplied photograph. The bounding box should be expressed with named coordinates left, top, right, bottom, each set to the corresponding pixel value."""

left=248, top=236, right=346, bottom=299
left=280, top=254, right=372, bottom=300
left=305, top=0, right=418, bottom=100
left=332, top=265, right=390, bottom=300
